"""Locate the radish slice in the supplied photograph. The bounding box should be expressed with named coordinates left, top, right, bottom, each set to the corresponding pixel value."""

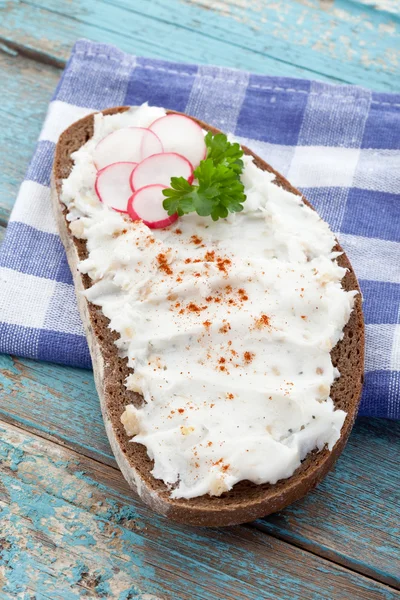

left=95, top=162, right=137, bottom=213
left=149, top=115, right=206, bottom=169
left=128, top=184, right=178, bottom=229
left=94, top=127, right=163, bottom=170
left=131, top=152, right=193, bottom=191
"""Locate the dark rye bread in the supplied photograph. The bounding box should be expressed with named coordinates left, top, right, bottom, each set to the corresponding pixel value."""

left=51, top=106, right=364, bottom=527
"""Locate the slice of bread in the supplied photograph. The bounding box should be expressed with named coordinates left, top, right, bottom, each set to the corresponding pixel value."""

left=51, top=106, right=364, bottom=527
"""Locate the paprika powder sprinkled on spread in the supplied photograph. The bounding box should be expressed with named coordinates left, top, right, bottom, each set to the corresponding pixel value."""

left=191, top=234, right=203, bottom=245
left=216, top=257, right=231, bottom=275
left=64, top=105, right=356, bottom=501
left=243, top=351, right=255, bottom=364
left=254, top=314, right=270, bottom=329
left=204, top=250, right=215, bottom=262
left=238, top=288, right=249, bottom=301
left=186, top=302, right=207, bottom=314
left=157, top=253, right=173, bottom=275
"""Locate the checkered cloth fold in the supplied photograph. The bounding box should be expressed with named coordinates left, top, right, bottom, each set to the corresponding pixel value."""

left=0, top=40, right=399, bottom=418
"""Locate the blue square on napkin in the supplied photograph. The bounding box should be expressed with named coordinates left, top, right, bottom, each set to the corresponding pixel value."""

left=0, top=39, right=399, bottom=419
left=362, top=95, right=400, bottom=150
left=125, top=57, right=197, bottom=113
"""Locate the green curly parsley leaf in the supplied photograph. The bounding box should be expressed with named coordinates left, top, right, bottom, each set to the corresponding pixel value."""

left=204, top=131, right=244, bottom=174
left=162, top=132, right=246, bottom=221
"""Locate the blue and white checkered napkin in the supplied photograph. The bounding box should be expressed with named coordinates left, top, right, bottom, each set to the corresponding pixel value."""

left=0, top=40, right=399, bottom=419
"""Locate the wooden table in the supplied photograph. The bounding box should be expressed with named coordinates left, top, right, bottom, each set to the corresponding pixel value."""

left=0, top=1, right=399, bottom=597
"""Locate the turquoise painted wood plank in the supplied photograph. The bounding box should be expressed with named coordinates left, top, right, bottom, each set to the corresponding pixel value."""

left=1, top=420, right=399, bottom=599
left=0, top=52, right=60, bottom=223
left=354, top=0, right=399, bottom=14
left=256, top=417, right=400, bottom=589
left=1, top=0, right=398, bottom=90
left=0, top=355, right=399, bottom=587
left=0, top=1, right=323, bottom=79
left=0, top=354, right=114, bottom=465
left=107, top=0, right=400, bottom=89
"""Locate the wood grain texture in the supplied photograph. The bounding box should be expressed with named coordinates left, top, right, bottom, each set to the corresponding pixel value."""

left=0, top=354, right=114, bottom=466
left=356, top=0, right=399, bottom=13
left=0, top=0, right=319, bottom=79
left=0, top=52, right=60, bottom=222
left=0, top=0, right=399, bottom=90
left=1, top=420, right=399, bottom=599
left=0, top=355, right=398, bottom=586
left=256, top=417, right=400, bottom=589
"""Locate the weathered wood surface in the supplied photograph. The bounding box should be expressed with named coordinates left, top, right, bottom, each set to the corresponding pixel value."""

left=1, top=421, right=399, bottom=599
left=1, top=0, right=400, bottom=596
left=0, top=0, right=399, bottom=90
left=0, top=354, right=399, bottom=589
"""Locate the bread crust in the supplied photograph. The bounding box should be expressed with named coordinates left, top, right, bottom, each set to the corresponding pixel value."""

left=51, top=106, right=364, bottom=526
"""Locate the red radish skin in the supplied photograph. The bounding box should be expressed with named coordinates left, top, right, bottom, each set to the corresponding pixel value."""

left=95, top=162, right=137, bottom=213
left=149, top=114, right=206, bottom=169
left=128, top=184, right=178, bottom=229
left=94, top=127, right=163, bottom=170
left=130, top=153, right=193, bottom=192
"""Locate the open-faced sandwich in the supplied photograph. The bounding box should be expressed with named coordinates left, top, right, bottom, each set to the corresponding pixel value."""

left=51, top=104, right=364, bottom=526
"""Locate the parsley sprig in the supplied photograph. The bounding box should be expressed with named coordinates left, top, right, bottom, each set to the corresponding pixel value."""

left=162, top=132, right=246, bottom=221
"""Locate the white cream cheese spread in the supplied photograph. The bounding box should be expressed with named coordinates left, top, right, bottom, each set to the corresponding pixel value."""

left=61, top=104, right=356, bottom=499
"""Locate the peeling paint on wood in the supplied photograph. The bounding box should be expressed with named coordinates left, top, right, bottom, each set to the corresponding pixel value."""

left=0, top=354, right=114, bottom=465
left=0, top=0, right=318, bottom=80
left=356, top=0, right=400, bottom=14
left=1, top=421, right=399, bottom=599
left=0, top=0, right=398, bottom=90
left=179, top=0, right=399, bottom=80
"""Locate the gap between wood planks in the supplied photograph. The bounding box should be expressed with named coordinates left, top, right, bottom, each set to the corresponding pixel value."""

left=1, top=418, right=399, bottom=599
left=0, top=397, right=398, bottom=593
left=0, top=37, right=65, bottom=70
left=0, top=216, right=9, bottom=230
left=0, top=6, right=349, bottom=86
left=3, top=0, right=398, bottom=90
left=55, top=0, right=355, bottom=85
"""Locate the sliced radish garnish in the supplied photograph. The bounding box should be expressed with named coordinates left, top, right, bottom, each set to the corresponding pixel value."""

left=149, top=114, right=206, bottom=169
left=94, top=127, right=163, bottom=170
left=95, top=162, right=137, bottom=213
left=131, top=152, right=193, bottom=191
left=128, top=184, right=178, bottom=229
